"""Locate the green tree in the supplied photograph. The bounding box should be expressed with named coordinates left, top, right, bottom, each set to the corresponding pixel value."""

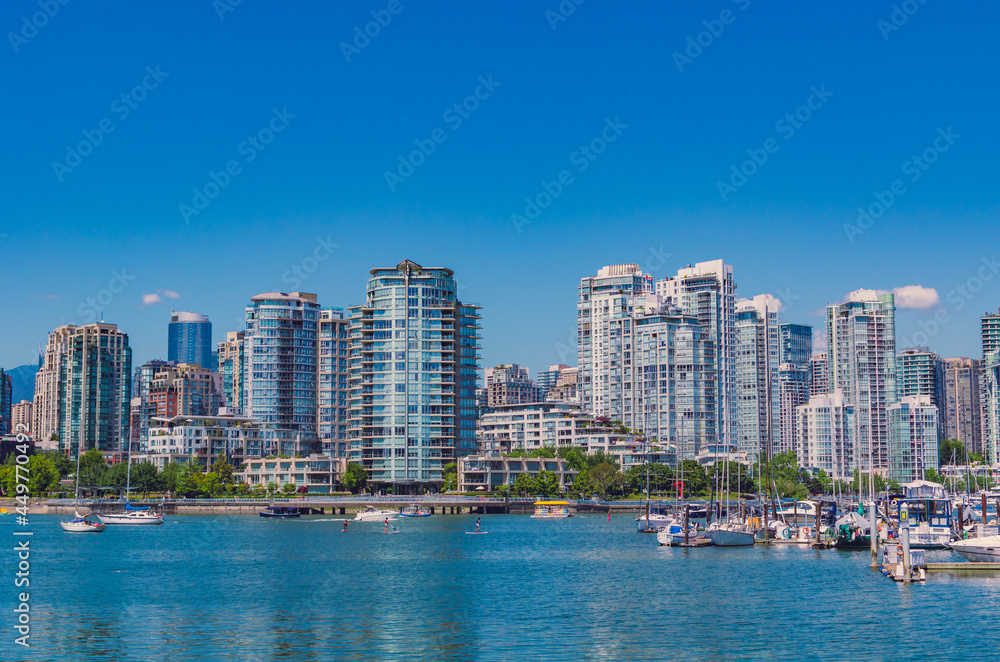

left=26, top=455, right=61, bottom=497
left=441, top=462, right=458, bottom=492
left=587, top=463, right=624, bottom=499
left=939, top=439, right=968, bottom=466
left=342, top=462, right=368, bottom=494
left=281, top=482, right=296, bottom=495
left=161, top=462, right=183, bottom=494
left=202, top=473, right=223, bottom=497
left=535, top=470, right=561, bottom=497
left=212, top=454, right=236, bottom=487
left=43, top=451, right=73, bottom=478
left=176, top=461, right=205, bottom=498
left=530, top=447, right=556, bottom=458
left=676, top=460, right=708, bottom=497
left=78, top=449, right=108, bottom=490
left=556, top=446, right=588, bottom=472
left=513, top=472, right=536, bottom=496
left=130, top=462, right=162, bottom=496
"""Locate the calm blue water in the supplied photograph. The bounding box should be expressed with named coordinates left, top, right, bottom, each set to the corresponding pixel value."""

left=4, top=512, right=1000, bottom=661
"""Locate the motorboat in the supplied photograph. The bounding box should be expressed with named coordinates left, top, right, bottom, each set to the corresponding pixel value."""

left=60, top=511, right=106, bottom=533
left=892, top=480, right=953, bottom=549
left=831, top=511, right=873, bottom=550
left=705, top=520, right=756, bottom=547
left=773, top=500, right=819, bottom=526
left=260, top=506, right=301, bottom=519
left=531, top=501, right=573, bottom=519
left=354, top=506, right=398, bottom=521
left=949, top=534, right=1000, bottom=562
left=656, top=519, right=699, bottom=546
left=636, top=507, right=675, bottom=532
left=399, top=504, right=431, bottom=517
left=100, top=502, right=164, bottom=525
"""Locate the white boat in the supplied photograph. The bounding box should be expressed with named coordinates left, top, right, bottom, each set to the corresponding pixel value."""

left=773, top=500, right=819, bottom=526
left=705, top=521, right=756, bottom=547
left=60, top=511, right=106, bottom=533
left=656, top=519, right=699, bottom=546
left=893, top=480, right=953, bottom=549
left=636, top=507, right=675, bottom=532
left=100, top=505, right=164, bottom=525
left=354, top=506, right=398, bottom=521
left=949, top=534, right=1000, bottom=562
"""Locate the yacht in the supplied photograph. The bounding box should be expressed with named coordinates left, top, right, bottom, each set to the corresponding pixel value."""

left=773, top=500, right=819, bottom=526
left=949, top=534, right=1000, bottom=562
left=354, top=505, right=398, bottom=521
left=100, top=502, right=164, bottom=525
left=893, top=480, right=953, bottom=549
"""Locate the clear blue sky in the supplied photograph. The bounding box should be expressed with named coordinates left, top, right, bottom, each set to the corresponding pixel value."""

left=2, top=1, right=998, bottom=375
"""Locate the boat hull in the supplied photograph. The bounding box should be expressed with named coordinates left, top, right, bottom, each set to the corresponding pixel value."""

left=100, top=513, right=164, bottom=525
left=706, top=528, right=756, bottom=547
left=950, top=535, right=1000, bottom=562
left=60, top=521, right=105, bottom=533
left=259, top=511, right=300, bottom=518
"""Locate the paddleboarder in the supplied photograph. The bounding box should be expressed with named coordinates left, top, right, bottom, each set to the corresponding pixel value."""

left=384, top=517, right=389, bottom=534
left=476, top=517, right=481, bottom=533
left=343, top=520, right=348, bottom=532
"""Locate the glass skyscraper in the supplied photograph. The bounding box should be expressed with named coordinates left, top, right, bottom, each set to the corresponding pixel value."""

left=168, top=312, right=213, bottom=369
left=734, top=295, right=780, bottom=460
left=779, top=323, right=812, bottom=369
left=348, top=260, right=481, bottom=490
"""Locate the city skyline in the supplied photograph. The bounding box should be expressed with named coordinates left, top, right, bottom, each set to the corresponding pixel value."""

left=2, top=2, right=999, bottom=376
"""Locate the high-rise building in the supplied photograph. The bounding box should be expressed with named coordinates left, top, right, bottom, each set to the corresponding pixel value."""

left=982, top=309, right=1000, bottom=464
left=897, top=347, right=944, bottom=408
left=33, top=323, right=132, bottom=457
left=826, top=289, right=897, bottom=473
left=578, top=264, right=657, bottom=414
left=941, top=357, right=982, bottom=451
left=12, top=400, right=33, bottom=435
left=348, top=260, right=482, bottom=490
left=779, top=323, right=813, bottom=369
left=319, top=309, right=350, bottom=457
left=148, top=362, right=219, bottom=420
left=244, top=292, right=321, bottom=436
left=536, top=364, right=570, bottom=399
left=135, top=359, right=177, bottom=451
left=0, top=369, right=11, bottom=435
left=657, top=259, right=737, bottom=448
left=778, top=363, right=810, bottom=456
left=809, top=352, right=829, bottom=397
left=216, top=331, right=246, bottom=412
left=734, top=295, right=780, bottom=460
left=888, top=394, right=939, bottom=484
left=795, top=390, right=854, bottom=479
left=168, top=312, right=213, bottom=369
left=485, top=364, right=542, bottom=408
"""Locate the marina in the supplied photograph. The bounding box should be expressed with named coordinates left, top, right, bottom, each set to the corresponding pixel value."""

left=15, top=511, right=1000, bottom=661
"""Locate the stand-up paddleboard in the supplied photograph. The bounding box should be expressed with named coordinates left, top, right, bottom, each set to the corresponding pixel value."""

left=465, top=531, right=488, bottom=535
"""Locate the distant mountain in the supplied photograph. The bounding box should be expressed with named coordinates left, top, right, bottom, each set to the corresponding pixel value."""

left=6, top=364, right=39, bottom=403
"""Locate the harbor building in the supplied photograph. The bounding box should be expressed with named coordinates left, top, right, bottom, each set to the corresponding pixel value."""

left=458, top=455, right=580, bottom=492
left=0, top=369, right=11, bottom=434
left=318, top=309, right=350, bottom=458
left=941, top=357, right=982, bottom=452
left=485, top=364, right=542, bottom=408
left=779, top=323, right=813, bottom=369
left=243, top=292, right=321, bottom=437
left=217, top=331, right=246, bottom=413
left=33, top=323, right=132, bottom=457
left=348, top=260, right=482, bottom=491
left=778, top=363, right=810, bottom=456
left=657, top=260, right=737, bottom=451
left=168, top=312, right=213, bottom=369
left=888, top=395, right=939, bottom=484
left=826, top=289, right=898, bottom=474
left=809, top=352, right=829, bottom=397
left=794, top=390, right=854, bottom=479
left=239, top=455, right=343, bottom=494
left=734, top=295, right=780, bottom=460
left=11, top=400, right=32, bottom=435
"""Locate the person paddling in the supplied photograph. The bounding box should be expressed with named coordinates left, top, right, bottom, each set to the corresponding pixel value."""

left=384, top=517, right=389, bottom=534
left=343, top=520, right=348, bottom=532
left=475, top=517, right=481, bottom=533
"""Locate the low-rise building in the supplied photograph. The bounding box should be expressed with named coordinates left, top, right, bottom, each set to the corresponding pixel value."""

left=457, top=455, right=579, bottom=492
left=239, top=455, right=344, bottom=494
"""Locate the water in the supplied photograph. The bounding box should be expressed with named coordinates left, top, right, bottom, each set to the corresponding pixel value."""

left=6, top=513, right=1000, bottom=661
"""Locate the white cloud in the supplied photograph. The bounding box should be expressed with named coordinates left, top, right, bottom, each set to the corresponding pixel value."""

left=32, top=293, right=60, bottom=301
left=141, top=289, right=181, bottom=306
left=162, top=289, right=181, bottom=300
left=889, top=285, right=939, bottom=310
left=142, top=293, right=162, bottom=305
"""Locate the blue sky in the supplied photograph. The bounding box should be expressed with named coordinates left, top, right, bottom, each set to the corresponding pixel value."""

left=2, top=1, right=998, bottom=375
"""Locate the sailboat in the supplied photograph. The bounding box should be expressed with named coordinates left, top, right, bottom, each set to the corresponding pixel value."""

left=60, top=432, right=106, bottom=533
left=705, top=447, right=756, bottom=547
left=98, top=423, right=164, bottom=525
